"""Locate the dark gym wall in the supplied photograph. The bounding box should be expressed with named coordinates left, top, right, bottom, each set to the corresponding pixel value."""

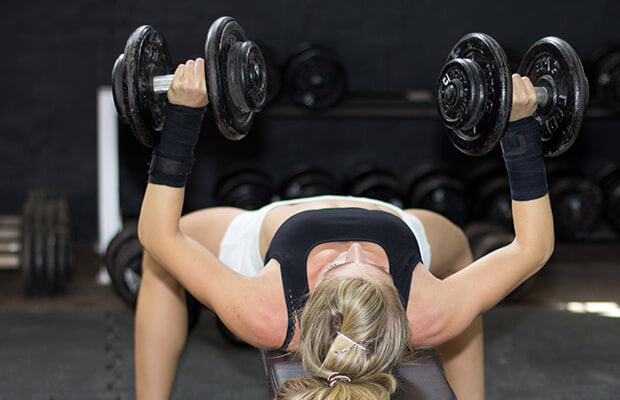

left=3, top=0, right=620, bottom=241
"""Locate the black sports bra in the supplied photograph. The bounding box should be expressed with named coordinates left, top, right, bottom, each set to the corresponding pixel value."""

left=264, top=208, right=422, bottom=350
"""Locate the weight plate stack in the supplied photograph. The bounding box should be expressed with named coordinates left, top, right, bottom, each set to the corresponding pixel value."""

left=206, top=16, right=267, bottom=140
left=437, top=33, right=512, bottom=156
left=21, top=191, right=73, bottom=296
left=0, top=215, right=21, bottom=269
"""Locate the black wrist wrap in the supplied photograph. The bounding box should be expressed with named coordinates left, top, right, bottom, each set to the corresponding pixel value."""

left=148, top=104, right=206, bottom=188
left=500, top=117, right=548, bottom=201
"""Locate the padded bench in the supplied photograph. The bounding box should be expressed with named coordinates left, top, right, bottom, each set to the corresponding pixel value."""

left=260, top=349, right=456, bottom=399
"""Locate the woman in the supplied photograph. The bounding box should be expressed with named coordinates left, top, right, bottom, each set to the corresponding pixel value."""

left=135, top=58, right=554, bottom=400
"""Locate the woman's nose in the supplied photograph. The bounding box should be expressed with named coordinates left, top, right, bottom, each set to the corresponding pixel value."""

left=344, top=243, right=368, bottom=263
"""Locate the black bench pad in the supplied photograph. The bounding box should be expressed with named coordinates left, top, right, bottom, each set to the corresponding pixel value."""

left=260, top=349, right=456, bottom=399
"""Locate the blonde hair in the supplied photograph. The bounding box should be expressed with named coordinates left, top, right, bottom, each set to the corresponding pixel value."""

left=275, top=276, right=411, bottom=400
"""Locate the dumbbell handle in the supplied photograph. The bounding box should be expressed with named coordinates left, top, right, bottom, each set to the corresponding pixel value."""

left=153, top=75, right=175, bottom=94
left=534, top=86, right=549, bottom=108
left=152, top=72, right=550, bottom=103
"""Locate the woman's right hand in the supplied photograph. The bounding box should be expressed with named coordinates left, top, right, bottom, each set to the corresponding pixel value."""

left=509, top=73, right=538, bottom=122
left=167, top=58, right=209, bottom=108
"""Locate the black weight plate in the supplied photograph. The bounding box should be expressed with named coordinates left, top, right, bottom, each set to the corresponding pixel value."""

left=107, top=227, right=201, bottom=332
left=32, top=195, right=46, bottom=295
left=111, top=54, right=129, bottom=124
left=607, top=182, right=620, bottom=233
left=437, top=58, right=486, bottom=131
left=346, top=164, right=404, bottom=208
left=55, top=227, right=69, bottom=292
left=21, top=194, right=36, bottom=295
left=596, top=163, right=620, bottom=233
left=54, top=196, right=72, bottom=292
left=43, top=197, right=57, bottom=294
left=464, top=221, right=509, bottom=250
left=105, top=223, right=139, bottom=277
left=467, top=162, right=512, bottom=228
left=110, top=231, right=143, bottom=307
left=206, top=16, right=266, bottom=141
left=438, top=33, right=512, bottom=156
left=407, top=163, right=471, bottom=226
left=280, top=165, right=339, bottom=200
left=123, top=25, right=173, bottom=148
left=227, top=40, right=267, bottom=113
left=215, top=167, right=275, bottom=209
left=549, top=172, right=603, bottom=240
left=257, top=44, right=282, bottom=104
left=477, top=176, right=512, bottom=229
left=412, top=176, right=470, bottom=226
left=518, top=37, right=589, bottom=157
left=467, top=226, right=513, bottom=259
left=285, top=43, right=347, bottom=109
left=595, top=49, right=620, bottom=112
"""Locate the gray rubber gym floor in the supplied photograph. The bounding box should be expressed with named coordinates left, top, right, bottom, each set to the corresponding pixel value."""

left=1, top=242, right=619, bottom=399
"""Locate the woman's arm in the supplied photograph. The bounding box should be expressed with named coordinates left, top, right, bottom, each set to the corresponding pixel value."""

left=136, top=59, right=281, bottom=347
left=409, top=74, right=555, bottom=346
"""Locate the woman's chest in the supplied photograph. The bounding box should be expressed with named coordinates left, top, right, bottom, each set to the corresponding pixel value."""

left=258, top=199, right=399, bottom=257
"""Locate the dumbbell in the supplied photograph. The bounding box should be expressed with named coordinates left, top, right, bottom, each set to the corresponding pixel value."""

left=345, top=164, right=404, bottom=208
left=437, top=33, right=589, bottom=156
left=468, top=162, right=513, bottom=230
left=595, top=162, right=620, bottom=233
left=104, top=224, right=201, bottom=332
left=465, top=222, right=535, bottom=303
left=111, top=16, right=267, bottom=147
left=547, top=166, right=603, bottom=240
left=280, top=165, right=340, bottom=200
left=284, top=43, right=347, bottom=109
left=104, top=224, right=142, bottom=307
left=406, top=162, right=471, bottom=226
left=592, top=47, right=620, bottom=112
left=215, top=167, right=276, bottom=209
left=0, top=192, right=73, bottom=296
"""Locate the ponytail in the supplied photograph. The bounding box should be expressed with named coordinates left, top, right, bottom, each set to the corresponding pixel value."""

left=275, top=276, right=411, bottom=400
